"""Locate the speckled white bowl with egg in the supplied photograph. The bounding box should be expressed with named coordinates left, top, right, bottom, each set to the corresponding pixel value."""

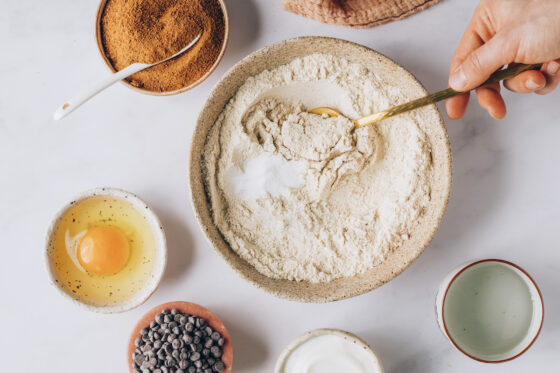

left=44, top=187, right=167, bottom=313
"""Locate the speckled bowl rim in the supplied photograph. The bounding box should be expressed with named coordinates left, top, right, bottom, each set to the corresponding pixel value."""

left=189, top=36, right=452, bottom=302
left=94, top=0, right=229, bottom=96
left=274, top=328, right=384, bottom=373
left=44, top=187, right=167, bottom=313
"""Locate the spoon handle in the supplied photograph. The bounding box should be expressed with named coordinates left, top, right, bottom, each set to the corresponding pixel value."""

left=53, top=63, right=149, bottom=121
left=354, top=63, right=543, bottom=127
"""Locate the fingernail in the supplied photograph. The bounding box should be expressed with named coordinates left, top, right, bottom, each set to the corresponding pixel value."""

left=547, top=61, right=560, bottom=75
left=449, top=66, right=468, bottom=91
left=525, top=79, right=542, bottom=90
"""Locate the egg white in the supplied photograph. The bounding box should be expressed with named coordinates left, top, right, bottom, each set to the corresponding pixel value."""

left=65, top=229, right=87, bottom=273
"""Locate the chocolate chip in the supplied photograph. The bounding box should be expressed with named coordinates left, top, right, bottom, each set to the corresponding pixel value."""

left=148, top=357, right=157, bottom=367
left=165, top=343, right=173, bottom=354
left=183, top=334, right=193, bottom=343
left=134, top=354, right=145, bottom=365
left=210, top=346, right=221, bottom=358
left=145, top=350, right=155, bottom=358
left=179, top=360, right=188, bottom=370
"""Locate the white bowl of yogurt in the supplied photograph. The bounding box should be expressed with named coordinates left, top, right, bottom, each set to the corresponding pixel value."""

left=274, top=329, right=384, bottom=373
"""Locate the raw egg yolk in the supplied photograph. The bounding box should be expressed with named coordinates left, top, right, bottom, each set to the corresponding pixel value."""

left=77, top=226, right=130, bottom=276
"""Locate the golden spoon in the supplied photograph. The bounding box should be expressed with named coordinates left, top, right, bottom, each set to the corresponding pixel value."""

left=309, top=63, right=542, bottom=127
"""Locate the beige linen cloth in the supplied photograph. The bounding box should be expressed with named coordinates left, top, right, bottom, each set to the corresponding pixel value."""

left=284, top=0, right=441, bottom=28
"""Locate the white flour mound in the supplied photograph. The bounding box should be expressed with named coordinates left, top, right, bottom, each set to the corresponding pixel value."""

left=202, top=54, right=433, bottom=283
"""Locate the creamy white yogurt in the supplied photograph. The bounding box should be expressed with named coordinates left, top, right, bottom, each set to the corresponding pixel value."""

left=281, top=334, right=383, bottom=373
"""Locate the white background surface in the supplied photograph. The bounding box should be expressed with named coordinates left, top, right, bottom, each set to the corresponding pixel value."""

left=1, top=0, right=559, bottom=371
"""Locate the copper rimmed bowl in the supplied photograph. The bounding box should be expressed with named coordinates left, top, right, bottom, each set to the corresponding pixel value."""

left=94, top=0, right=229, bottom=96
left=189, top=36, right=452, bottom=302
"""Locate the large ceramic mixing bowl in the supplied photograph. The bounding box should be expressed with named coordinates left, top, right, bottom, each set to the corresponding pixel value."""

left=189, top=36, right=451, bottom=302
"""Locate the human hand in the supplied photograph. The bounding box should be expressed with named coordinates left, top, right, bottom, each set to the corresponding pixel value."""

left=446, top=0, right=560, bottom=120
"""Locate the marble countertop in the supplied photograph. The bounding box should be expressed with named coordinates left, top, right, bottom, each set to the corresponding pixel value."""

left=1, top=0, right=558, bottom=371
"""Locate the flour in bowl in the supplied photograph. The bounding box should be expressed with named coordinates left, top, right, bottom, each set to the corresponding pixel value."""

left=202, top=54, right=433, bottom=283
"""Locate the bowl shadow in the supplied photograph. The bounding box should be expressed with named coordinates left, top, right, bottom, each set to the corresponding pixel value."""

left=154, top=208, right=196, bottom=284
left=216, top=312, right=269, bottom=371
left=223, top=0, right=261, bottom=61
left=361, top=330, right=448, bottom=373
left=431, top=102, right=505, bottom=254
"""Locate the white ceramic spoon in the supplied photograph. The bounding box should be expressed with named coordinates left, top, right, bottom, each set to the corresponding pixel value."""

left=53, top=34, right=202, bottom=120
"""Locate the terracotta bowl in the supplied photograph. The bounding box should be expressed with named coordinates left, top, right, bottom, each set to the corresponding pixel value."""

left=94, top=0, right=229, bottom=96
left=189, top=36, right=452, bottom=302
left=128, top=301, right=233, bottom=372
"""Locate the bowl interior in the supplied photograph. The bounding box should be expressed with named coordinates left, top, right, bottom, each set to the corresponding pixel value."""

left=127, top=301, right=233, bottom=373
left=94, top=0, right=229, bottom=96
left=441, top=259, right=544, bottom=363
left=274, top=328, right=383, bottom=373
left=45, top=187, right=167, bottom=313
left=189, top=36, right=452, bottom=302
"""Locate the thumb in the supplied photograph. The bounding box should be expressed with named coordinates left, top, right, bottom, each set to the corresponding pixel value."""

left=449, top=35, right=514, bottom=91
